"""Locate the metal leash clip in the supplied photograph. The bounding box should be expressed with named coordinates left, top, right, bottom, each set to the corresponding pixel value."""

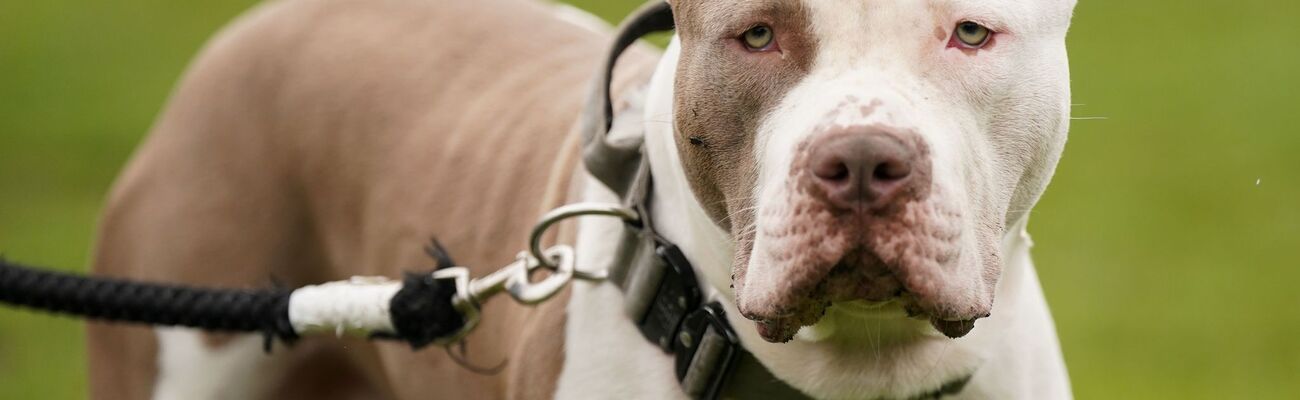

left=431, top=203, right=639, bottom=345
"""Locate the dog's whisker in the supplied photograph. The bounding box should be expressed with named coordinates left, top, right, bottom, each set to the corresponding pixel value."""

left=731, top=217, right=761, bottom=239
left=714, top=193, right=764, bottom=205
left=726, top=217, right=760, bottom=240
left=735, top=223, right=759, bottom=240
left=920, top=341, right=953, bottom=392
left=872, top=318, right=882, bottom=364
left=1070, top=116, right=1108, bottom=120
left=1005, top=208, right=1039, bottom=217
left=724, top=204, right=761, bottom=222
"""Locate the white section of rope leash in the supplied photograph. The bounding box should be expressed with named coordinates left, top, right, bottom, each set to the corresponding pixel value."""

left=285, top=202, right=639, bottom=345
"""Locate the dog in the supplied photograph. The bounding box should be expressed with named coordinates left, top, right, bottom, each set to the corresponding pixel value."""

left=87, top=0, right=1077, bottom=399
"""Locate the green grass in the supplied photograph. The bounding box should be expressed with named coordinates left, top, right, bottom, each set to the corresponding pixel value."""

left=1, top=1, right=1296, bottom=398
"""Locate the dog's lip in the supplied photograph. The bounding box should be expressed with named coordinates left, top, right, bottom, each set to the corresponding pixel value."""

left=900, top=300, right=986, bottom=339
left=830, top=299, right=902, bottom=316
left=745, top=241, right=990, bottom=342
left=743, top=251, right=906, bottom=343
left=746, top=292, right=987, bottom=342
left=929, top=318, right=980, bottom=338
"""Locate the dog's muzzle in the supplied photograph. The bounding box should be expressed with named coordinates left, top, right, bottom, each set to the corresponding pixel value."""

left=740, top=123, right=989, bottom=342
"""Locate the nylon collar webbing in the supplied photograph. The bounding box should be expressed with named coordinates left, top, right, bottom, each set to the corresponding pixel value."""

left=580, top=1, right=673, bottom=198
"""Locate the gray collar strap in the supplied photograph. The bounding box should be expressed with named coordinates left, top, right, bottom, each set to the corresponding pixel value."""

left=580, top=1, right=673, bottom=198
left=584, top=3, right=969, bottom=399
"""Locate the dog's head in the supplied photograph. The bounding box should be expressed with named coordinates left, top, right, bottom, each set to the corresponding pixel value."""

left=660, top=0, right=1076, bottom=344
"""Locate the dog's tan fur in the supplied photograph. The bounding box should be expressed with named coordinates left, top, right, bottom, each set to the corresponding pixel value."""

left=87, top=0, right=657, bottom=398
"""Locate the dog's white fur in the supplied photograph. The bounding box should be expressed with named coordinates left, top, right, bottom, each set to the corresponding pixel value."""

left=152, top=329, right=287, bottom=400
left=560, top=0, right=1076, bottom=398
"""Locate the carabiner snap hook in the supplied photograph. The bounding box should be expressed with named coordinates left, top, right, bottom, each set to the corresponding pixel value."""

left=505, top=246, right=575, bottom=304
left=428, top=246, right=575, bottom=345
left=429, top=203, right=640, bottom=346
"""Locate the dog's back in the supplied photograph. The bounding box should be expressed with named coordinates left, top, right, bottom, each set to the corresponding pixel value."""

left=88, top=0, right=657, bottom=398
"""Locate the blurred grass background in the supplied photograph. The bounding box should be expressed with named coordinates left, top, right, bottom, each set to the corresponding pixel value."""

left=1, top=0, right=1296, bottom=398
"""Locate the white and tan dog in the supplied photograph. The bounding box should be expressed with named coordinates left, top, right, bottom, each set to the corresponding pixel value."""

left=88, top=0, right=1076, bottom=399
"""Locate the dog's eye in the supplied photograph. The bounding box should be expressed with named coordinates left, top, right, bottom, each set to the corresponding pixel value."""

left=953, top=21, right=992, bottom=48
left=742, top=25, right=775, bottom=51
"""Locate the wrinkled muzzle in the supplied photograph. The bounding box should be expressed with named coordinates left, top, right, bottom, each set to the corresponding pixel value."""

left=734, top=100, right=999, bottom=343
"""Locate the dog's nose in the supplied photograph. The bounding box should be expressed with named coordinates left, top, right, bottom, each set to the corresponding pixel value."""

left=807, top=130, right=918, bottom=209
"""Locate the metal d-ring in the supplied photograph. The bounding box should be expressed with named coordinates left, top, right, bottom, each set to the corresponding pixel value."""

left=528, top=202, right=639, bottom=281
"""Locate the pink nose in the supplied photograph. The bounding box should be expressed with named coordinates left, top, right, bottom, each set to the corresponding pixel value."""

left=806, top=130, right=921, bottom=210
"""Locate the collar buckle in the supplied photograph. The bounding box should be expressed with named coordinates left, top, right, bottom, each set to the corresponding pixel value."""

left=675, top=302, right=742, bottom=400
left=617, top=229, right=704, bottom=350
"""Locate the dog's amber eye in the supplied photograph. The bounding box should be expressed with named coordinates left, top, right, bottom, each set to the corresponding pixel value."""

left=954, top=21, right=991, bottom=48
left=743, top=25, right=775, bottom=50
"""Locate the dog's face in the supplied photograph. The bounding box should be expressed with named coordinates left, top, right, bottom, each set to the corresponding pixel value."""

left=667, top=0, right=1076, bottom=343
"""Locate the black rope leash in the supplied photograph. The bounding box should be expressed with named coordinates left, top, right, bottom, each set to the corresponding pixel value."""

left=0, top=257, right=298, bottom=343
left=0, top=246, right=465, bottom=351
